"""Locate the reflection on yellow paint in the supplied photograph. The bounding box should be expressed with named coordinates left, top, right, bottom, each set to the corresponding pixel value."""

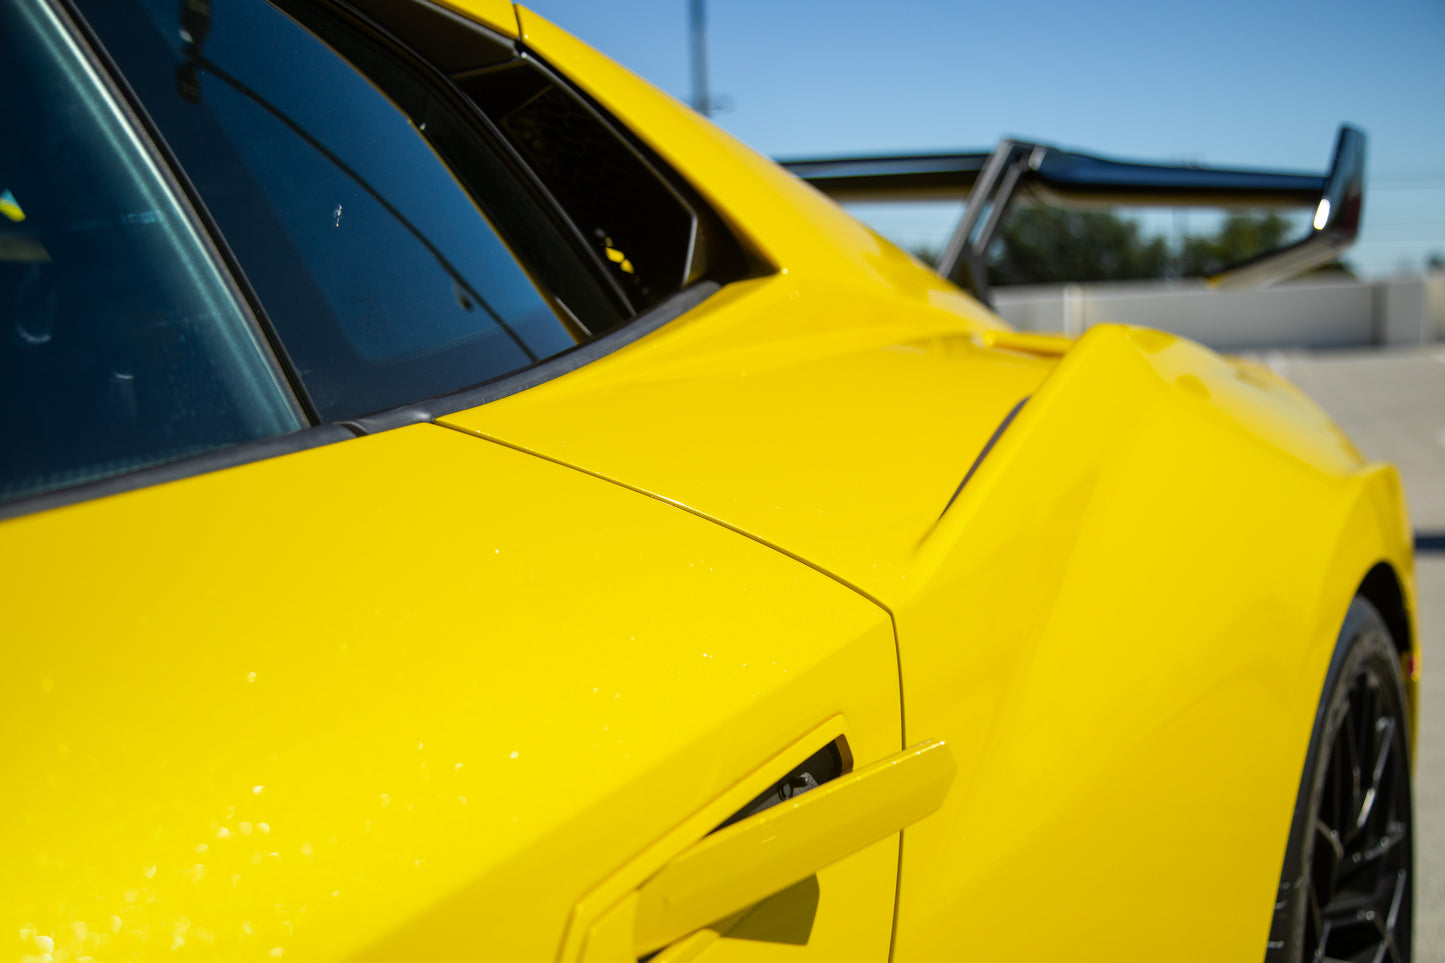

left=1, top=187, right=24, bottom=222
left=601, top=236, right=635, bottom=274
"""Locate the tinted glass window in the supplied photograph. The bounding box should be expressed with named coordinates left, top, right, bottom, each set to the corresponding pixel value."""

left=352, top=5, right=750, bottom=312
left=0, top=0, right=302, bottom=505
left=77, top=0, right=627, bottom=420
left=458, top=60, right=699, bottom=311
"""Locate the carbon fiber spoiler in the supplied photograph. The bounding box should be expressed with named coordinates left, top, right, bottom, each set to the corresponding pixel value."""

left=780, top=125, right=1364, bottom=303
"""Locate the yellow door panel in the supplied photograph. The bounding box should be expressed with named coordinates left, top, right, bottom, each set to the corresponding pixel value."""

left=0, top=423, right=902, bottom=963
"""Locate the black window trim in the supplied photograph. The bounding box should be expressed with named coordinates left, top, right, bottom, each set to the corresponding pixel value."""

left=0, top=424, right=360, bottom=522
left=341, top=278, right=719, bottom=434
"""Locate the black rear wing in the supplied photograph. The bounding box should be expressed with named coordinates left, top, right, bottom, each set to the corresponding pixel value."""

left=780, top=125, right=1364, bottom=304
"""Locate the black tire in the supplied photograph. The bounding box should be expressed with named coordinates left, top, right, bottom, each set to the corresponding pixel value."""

left=1265, top=597, right=1414, bottom=963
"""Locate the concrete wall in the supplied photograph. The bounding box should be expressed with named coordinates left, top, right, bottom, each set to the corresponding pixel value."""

left=992, top=274, right=1445, bottom=352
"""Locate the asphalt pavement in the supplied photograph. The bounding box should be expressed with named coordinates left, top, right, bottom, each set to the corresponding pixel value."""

left=1270, top=347, right=1445, bottom=961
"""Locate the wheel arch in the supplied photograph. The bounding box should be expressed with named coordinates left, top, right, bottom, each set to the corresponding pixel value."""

left=1314, top=461, right=1419, bottom=758
left=1357, top=560, right=1413, bottom=662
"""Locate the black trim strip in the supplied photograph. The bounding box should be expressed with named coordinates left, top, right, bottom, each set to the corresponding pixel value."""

left=343, top=281, right=719, bottom=433
left=0, top=424, right=360, bottom=522
left=936, top=396, right=1028, bottom=521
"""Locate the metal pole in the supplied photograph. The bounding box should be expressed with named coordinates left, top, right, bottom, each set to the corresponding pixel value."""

left=689, top=0, right=710, bottom=116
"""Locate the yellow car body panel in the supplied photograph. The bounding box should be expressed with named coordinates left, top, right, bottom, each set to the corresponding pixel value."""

left=1, top=2, right=1419, bottom=962
left=441, top=282, right=1415, bottom=960
left=887, top=326, right=1416, bottom=959
left=0, top=424, right=904, bottom=963
left=441, top=273, right=1056, bottom=602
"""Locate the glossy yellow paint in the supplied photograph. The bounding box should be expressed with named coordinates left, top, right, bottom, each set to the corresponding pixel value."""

left=887, top=325, right=1415, bottom=959
left=434, top=16, right=1416, bottom=958
left=0, top=424, right=902, bottom=963
left=436, top=29, right=1418, bottom=944
left=980, top=328, right=1076, bottom=356
left=651, top=927, right=720, bottom=963
left=440, top=273, right=1058, bottom=601
left=451, top=308, right=1412, bottom=959
left=4, top=3, right=1418, bottom=962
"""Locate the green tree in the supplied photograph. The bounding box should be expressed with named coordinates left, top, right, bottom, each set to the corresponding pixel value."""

left=986, top=207, right=1170, bottom=285
left=910, top=209, right=1354, bottom=287
left=1174, top=212, right=1294, bottom=277
left=910, top=244, right=941, bottom=269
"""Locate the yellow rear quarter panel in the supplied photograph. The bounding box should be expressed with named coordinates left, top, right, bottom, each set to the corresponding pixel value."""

left=890, top=325, right=1415, bottom=959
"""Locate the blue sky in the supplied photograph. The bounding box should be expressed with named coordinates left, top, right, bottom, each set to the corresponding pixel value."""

left=524, top=0, right=1445, bottom=277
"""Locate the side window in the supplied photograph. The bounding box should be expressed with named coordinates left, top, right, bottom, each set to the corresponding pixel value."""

left=76, top=0, right=634, bottom=421
left=457, top=60, right=704, bottom=312
left=346, top=0, right=748, bottom=315
left=0, top=0, right=303, bottom=506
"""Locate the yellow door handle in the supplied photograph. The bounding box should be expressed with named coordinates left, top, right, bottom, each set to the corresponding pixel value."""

left=632, top=739, right=956, bottom=955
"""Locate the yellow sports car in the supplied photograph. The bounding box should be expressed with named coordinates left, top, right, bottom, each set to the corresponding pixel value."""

left=0, top=0, right=1417, bottom=961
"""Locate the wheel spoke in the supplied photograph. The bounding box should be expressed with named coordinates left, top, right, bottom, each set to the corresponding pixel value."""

left=1314, top=819, right=1345, bottom=895
left=1316, top=865, right=1408, bottom=963
left=1383, top=868, right=1407, bottom=940
left=1361, top=822, right=1407, bottom=866
left=1368, top=881, right=1401, bottom=963
left=1355, top=714, right=1394, bottom=834
left=1320, top=888, right=1378, bottom=925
